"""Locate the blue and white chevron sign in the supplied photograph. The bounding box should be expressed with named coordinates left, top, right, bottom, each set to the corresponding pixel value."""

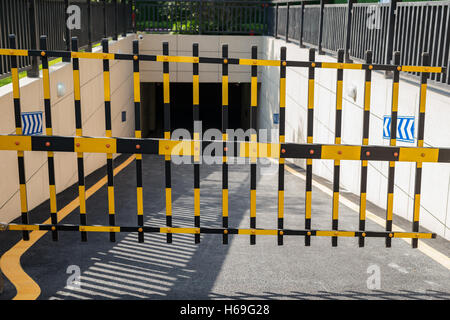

left=383, top=115, right=415, bottom=143
left=21, top=112, right=43, bottom=135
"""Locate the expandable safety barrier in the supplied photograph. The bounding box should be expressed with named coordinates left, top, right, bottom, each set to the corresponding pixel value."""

left=0, top=34, right=446, bottom=248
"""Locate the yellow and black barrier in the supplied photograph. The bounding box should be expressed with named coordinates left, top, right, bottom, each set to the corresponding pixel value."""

left=0, top=34, right=447, bottom=247
left=3, top=135, right=450, bottom=163
left=0, top=47, right=445, bottom=74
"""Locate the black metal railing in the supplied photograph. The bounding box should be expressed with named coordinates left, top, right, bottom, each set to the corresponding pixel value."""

left=1, top=0, right=449, bottom=87
left=270, top=0, right=450, bottom=87
left=135, top=0, right=269, bottom=35
left=394, top=1, right=450, bottom=84
left=0, top=0, right=133, bottom=79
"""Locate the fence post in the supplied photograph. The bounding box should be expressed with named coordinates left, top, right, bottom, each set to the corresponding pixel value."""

left=132, top=0, right=136, bottom=33
left=285, top=2, right=289, bottom=43
left=87, top=0, right=92, bottom=52
left=113, top=0, right=118, bottom=40
left=263, top=3, right=268, bottom=35
left=199, top=0, right=202, bottom=34
left=275, top=3, right=278, bottom=39
left=385, top=0, right=398, bottom=65
left=122, top=0, right=127, bottom=37
left=103, top=0, right=107, bottom=38
left=344, top=0, right=354, bottom=63
left=63, top=0, right=71, bottom=62
left=299, top=1, right=305, bottom=48
left=318, top=0, right=325, bottom=55
left=27, top=0, right=39, bottom=78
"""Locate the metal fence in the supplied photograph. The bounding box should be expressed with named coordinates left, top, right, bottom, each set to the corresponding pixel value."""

left=135, top=0, right=268, bottom=35
left=0, top=0, right=133, bottom=79
left=270, top=0, right=450, bottom=87
left=2, top=0, right=449, bottom=87
left=322, top=4, right=347, bottom=54
left=394, top=1, right=450, bottom=84
left=349, top=3, right=390, bottom=64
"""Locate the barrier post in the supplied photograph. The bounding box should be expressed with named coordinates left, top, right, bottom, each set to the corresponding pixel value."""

left=358, top=50, right=373, bottom=247
left=222, top=44, right=229, bottom=245
left=385, top=51, right=400, bottom=248
left=193, top=43, right=201, bottom=244
left=72, top=37, right=88, bottom=242
left=278, top=46, right=287, bottom=246
left=102, top=39, right=116, bottom=242
left=250, top=46, right=258, bottom=245
left=332, top=49, right=344, bottom=247
left=305, top=48, right=315, bottom=246
left=40, top=36, right=58, bottom=241
left=133, top=39, right=144, bottom=243
left=412, top=52, right=430, bottom=248
left=9, top=34, right=30, bottom=241
left=163, top=42, right=173, bottom=244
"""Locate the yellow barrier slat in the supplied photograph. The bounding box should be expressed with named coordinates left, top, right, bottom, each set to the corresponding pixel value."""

left=0, top=49, right=29, bottom=56
left=160, top=227, right=200, bottom=234
left=72, top=52, right=115, bottom=60
left=400, top=66, right=442, bottom=73
left=393, top=232, right=433, bottom=239
left=239, top=142, right=280, bottom=158
left=399, top=147, right=439, bottom=163
left=239, top=58, right=281, bottom=67
left=321, top=145, right=361, bottom=160
left=156, top=55, right=198, bottom=63
left=8, top=225, right=39, bottom=231
left=74, top=137, right=117, bottom=154
left=321, top=62, right=363, bottom=70
left=238, top=229, right=278, bottom=236
left=316, top=231, right=355, bottom=237
left=80, top=226, right=120, bottom=232
left=159, top=140, right=194, bottom=156
left=0, top=136, right=32, bottom=151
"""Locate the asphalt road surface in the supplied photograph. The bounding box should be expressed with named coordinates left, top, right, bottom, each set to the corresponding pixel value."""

left=0, top=154, right=449, bottom=300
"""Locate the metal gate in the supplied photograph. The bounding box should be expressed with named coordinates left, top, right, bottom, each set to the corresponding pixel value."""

left=0, top=34, right=446, bottom=248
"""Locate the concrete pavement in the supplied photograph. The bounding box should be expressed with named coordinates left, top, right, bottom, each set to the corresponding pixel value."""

left=0, top=154, right=449, bottom=300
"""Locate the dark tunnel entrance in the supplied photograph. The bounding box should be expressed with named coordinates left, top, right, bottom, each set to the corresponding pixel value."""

left=140, top=82, right=255, bottom=138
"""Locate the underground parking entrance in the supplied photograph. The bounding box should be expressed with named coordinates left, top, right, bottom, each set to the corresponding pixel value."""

left=139, top=82, right=258, bottom=138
